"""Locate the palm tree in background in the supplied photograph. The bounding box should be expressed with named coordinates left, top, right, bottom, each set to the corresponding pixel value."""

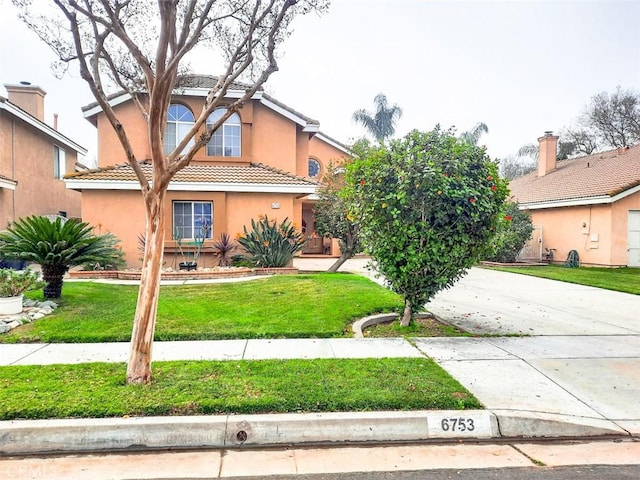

left=460, top=122, right=489, bottom=146
left=352, top=93, right=403, bottom=142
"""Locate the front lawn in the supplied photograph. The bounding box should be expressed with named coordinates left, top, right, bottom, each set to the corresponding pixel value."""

left=0, top=358, right=481, bottom=420
left=2, top=274, right=403, bottom=343
left=486, top=265, right=640, bottom=295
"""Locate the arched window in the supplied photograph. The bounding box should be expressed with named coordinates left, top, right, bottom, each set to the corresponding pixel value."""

left=207, top=109, right=241, bottom=157
left=308, top=158, right=321, bottom=178
left=164, top=104, right=195, bottom=154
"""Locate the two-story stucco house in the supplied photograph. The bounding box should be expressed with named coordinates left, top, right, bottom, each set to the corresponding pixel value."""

left=509, top=132, right=640, bottom=267
left=65, top=75, right=349, bottom=267
left=0, top=83, right=85, bottom=228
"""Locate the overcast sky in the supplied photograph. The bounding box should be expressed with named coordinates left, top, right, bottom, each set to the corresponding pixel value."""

left=1, top=0, right=639, bottom=165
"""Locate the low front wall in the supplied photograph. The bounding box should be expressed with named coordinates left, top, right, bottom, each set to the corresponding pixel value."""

left=68, top=267, right=298, bottom=281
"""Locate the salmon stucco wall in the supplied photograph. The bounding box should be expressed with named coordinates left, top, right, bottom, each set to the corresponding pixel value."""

left=0, top=112, right=81, bottom=226
left=80, top=190, right=146, bottom=266
left=308, top=136, right=348, bottom=178
left=225, top=193, right=300, bottom=240
left=250, top=103, right=297, bottom=173
left=96, top=101, right=150, bottom=167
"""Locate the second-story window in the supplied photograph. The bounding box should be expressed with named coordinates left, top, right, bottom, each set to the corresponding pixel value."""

left=53, top=145, right=66, bottom=179
left=164, top=104, right=195, bottom=154
left=207, top=108, right=241, bottom=157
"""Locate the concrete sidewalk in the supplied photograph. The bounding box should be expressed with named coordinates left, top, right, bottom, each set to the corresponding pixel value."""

left=1, top=260, right=638, bottom=455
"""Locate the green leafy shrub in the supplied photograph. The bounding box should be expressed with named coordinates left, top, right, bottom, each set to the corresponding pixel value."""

left=237, top=216, right=305, bottom=268
left=346, top=127, right=509, bottom=325
left=0, top=268, right=45, bottom=297
left=487, top=202, right=534, bottom=263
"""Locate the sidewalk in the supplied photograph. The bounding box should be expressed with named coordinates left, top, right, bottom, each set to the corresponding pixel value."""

left=1, top=259, right=638, bottom=456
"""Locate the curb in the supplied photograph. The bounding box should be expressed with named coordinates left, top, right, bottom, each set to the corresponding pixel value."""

left=0, top=410, right=630, bottom=456
left=352, top=313, right=434, bottom=337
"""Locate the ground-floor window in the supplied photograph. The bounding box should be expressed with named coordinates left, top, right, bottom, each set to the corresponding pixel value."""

left=173, top=201, right=213, bottom=240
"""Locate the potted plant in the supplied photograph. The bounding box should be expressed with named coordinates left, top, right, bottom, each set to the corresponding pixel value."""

left=175, top=222, right=211, bottom=270
left=0, top=268, right=45, bottom=315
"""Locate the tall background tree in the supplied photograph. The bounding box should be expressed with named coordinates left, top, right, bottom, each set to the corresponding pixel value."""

left=459, top=122, right=488, bottom=146
left=581, top=86, right=640, bottom=148
left=508, top=86, right=640, bottom=175
left=352, top=93, right=403, bottom=143
left=347, top=128, right=508, bottom=326
left=13, top=0, right=328, bottom=384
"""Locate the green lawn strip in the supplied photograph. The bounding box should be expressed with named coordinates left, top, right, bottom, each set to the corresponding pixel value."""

left=0, top=358, right=480, bottom=420
left=485, top=265, right=640, bottom=295
left=3, top=274, right=403, bottom=343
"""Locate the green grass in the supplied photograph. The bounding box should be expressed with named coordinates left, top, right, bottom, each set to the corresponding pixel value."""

left=486, top=265, right=640, bottom=295
left=3, top=274, right=403, bottom=343
left=0, top=358, right=481, bottom=420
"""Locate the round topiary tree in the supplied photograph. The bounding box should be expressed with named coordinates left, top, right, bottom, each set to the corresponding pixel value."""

left=0, top=216, right=124, bottom=298
left=346, top=127, right=509, bottom=325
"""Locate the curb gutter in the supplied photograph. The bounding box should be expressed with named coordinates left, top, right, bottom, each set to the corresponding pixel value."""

left=0, top=409, right=629, bottom=456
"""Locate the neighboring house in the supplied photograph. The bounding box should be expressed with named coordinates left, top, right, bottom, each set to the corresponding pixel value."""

left=65, top=75, right=350, bottom=266
left=0, top=83, right=85, bottom=227
left=509, top=132, right=640, bottom=267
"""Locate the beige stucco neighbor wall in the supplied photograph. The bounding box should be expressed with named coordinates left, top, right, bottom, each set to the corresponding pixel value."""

left=527, top=194, right=640, bottom=267
left=0, top=112, right=81, bottom=227
left=611, top=191, right=640, bottom=266
left=528, top=205, right=612, bottom=266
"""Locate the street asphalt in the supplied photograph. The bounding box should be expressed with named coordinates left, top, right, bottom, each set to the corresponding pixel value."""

left=0, top=258, right=638, bottom=457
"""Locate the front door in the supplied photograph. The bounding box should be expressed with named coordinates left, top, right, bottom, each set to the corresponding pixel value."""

left=628, top=210, right=640, bottom=267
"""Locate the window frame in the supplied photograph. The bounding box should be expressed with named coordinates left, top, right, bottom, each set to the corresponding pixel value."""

left=53, top=145, right=66, bottom=179
left=308, top=158, right=321, bottom=178
left=164, top=104, right=196, bottom=154
left=206, top=108, right=242, bottom=157
left=172, top=201, right=214, bottom=240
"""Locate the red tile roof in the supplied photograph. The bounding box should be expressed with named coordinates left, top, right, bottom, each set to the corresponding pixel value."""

left=65, top=161, right=317, bottom=186
left=508, top=144, right=640, bottom=206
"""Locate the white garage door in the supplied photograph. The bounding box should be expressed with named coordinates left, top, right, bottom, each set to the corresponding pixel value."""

left=629, top=210, right=640, bottom=267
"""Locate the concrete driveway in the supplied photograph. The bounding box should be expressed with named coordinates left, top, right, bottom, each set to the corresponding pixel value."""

left=295, top=259, right=639, bottom=435
left=422, top=267, right=640, bottom=436
left=426, top=267, right=639, bottom=336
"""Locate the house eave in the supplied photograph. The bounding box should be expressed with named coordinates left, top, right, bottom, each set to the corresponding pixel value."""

left=65, top=179, right=317, bottom=194
left=519, top=183, right=640, bottom=210
left=315, top=132, right=351, bottom=155
left=1, top=99, right=87, bottom=155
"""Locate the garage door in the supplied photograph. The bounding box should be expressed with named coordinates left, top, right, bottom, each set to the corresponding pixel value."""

left=629, top=210, right=640, bottom=267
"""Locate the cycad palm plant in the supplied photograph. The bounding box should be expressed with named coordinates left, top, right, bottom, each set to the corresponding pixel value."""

left=0, top=216, right=124, bottom=298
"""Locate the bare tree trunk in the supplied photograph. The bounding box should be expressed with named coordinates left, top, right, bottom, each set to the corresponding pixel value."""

left=327, top=254, right=349, bottom=273
left=400, top=298, right=412, bottom=326
left=126, top=192, right=166, bottom=384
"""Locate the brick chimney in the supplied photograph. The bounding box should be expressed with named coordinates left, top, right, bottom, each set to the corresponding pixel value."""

left=538, top=131, right=558, bottom=177
left=4, top=82, right=47, bottom=122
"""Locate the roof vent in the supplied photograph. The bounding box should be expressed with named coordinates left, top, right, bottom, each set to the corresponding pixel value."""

left=19, top=81, right=31, bottom=86
left=544, top=130, right=553, bottom=136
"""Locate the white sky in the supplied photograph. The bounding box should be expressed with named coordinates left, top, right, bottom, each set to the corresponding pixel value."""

left=1, top=0, right=639, bottom=164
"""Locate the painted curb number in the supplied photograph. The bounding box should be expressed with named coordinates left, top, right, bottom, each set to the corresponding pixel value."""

left=441, top=417, right=474, bottom=432
left=427, top=413, right=493, bottom=437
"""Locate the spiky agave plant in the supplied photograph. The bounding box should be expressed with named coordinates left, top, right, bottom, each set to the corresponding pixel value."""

left=237, top=216, right=305, bottom=267
left=0, top=216, right=124, bottom=298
